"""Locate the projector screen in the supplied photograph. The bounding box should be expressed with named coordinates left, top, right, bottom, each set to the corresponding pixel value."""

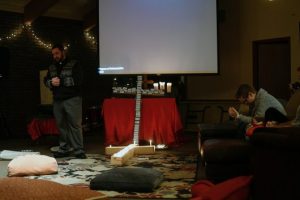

left=99, top=0, right=218, bottom=75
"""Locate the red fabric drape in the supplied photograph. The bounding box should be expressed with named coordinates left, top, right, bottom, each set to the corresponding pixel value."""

left=102, top=98, right=183, bottom=146
left=27, top=118, right=59, bottom=140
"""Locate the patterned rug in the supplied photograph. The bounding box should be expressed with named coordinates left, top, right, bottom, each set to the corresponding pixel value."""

left=28, top=151, right=197, bottom=199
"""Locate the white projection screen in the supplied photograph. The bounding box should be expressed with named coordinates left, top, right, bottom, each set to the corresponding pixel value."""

left=99, top=0, right=218, bottom=75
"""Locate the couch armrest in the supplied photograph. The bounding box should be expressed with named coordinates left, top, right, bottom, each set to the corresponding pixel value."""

left=198, top=122, right=238, bottom=141
left=197, top=122, right=239, bottom=154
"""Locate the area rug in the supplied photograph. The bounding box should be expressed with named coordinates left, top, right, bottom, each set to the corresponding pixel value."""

left=27, top=151, right=197, bottom=199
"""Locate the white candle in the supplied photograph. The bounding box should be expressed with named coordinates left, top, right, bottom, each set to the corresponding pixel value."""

left=153, top=83, right=159, bottom=90
left=167, top=83, right=172, bottom=93
left=159, top=82, right=165, bottom=91
left=149, top=140, right=152, bottom=146
left=109, top=145, right=112, bottom=148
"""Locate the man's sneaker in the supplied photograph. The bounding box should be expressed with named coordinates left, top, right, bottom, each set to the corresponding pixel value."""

left=75, top=153, right=87, bottom=159
left=50, top=146, right=73, bottom=153
left=53, top=151, right=71, bottom=158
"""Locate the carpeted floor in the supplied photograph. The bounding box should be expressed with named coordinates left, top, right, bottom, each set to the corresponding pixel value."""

left=27, top=151, right=197, bottom=199
left=0, top=129, right=199, bottom=199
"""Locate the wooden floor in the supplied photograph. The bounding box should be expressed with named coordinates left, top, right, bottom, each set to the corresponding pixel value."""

left=0, top=127, right=198, bottom=153
left=0, top=129, right=106, bottom=156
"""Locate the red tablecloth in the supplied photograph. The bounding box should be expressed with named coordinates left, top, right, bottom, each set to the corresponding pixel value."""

left=102, top=98, right=183, bottom=146
left=27, top=118, right=59, bottom=140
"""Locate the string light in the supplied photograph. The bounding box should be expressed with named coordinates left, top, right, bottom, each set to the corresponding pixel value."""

left=0, top=24, right=23, bottom=41
left=0, top=24, right=101, bottom=50
left=24, top=24, right=55, bottom=49
left=84, top=30, right=97, bottom=48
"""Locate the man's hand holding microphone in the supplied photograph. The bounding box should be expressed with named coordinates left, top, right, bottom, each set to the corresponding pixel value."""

left=51, top=77, right=60, bottom=87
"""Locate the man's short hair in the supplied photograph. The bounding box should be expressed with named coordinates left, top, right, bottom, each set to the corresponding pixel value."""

left=235, top=84, right=256, bottom=99
left=52, top=44, right=64, bottom=51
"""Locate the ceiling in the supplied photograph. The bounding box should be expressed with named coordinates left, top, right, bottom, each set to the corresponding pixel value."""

left=0, top=0, right=97, bottom=21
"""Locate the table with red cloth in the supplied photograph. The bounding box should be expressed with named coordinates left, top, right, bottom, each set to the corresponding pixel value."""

left=102, top=98, right=183, bottom=146
left=27, top=118, right=59, bottom=140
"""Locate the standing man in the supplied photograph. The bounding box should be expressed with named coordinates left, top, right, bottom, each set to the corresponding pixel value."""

left=44, top=44, right=86, bottom=159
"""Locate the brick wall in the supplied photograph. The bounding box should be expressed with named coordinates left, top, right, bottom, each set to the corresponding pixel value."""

left=0, top=11, right=112, bottom=137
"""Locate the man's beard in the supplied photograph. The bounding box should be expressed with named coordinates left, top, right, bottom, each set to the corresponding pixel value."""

left=54, top=57, right=63, bottom=63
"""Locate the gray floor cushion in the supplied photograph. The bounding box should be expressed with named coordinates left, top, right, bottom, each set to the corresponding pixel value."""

left=90, top=167, right=163, bottom=192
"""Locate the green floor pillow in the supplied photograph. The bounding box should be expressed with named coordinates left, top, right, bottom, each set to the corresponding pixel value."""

left=90, top=167, right=163, bottom=192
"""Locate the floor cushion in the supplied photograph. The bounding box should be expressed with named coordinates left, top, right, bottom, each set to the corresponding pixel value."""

left=0, top=177, right=107, bottom=200
left=7, top=154, right=58, bottom=177
left=191, top=175, right=253, bottom=200
left=90, top=167, right=163, bottom=192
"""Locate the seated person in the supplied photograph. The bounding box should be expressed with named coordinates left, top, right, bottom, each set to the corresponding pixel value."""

left=228, top=84, right=287, bottom=134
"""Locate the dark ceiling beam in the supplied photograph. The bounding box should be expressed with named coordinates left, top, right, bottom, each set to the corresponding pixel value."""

left=24, top=0, right=59, bottom=25
left=83, top=8, right=97, bottom=31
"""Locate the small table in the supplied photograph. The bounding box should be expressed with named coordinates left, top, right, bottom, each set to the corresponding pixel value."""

left=102, top=98, right=183, bottom=146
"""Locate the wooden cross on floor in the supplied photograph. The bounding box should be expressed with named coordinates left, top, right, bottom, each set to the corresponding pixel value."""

left=105, top=75, right=155, bottom=166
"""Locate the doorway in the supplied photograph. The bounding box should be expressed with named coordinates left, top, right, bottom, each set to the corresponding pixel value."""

left=253, top=37, right=291, bottom=100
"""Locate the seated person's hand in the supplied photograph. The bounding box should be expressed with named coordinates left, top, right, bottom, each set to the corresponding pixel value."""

left=51, top=77, right=60, bottom=87
left=252, top=116, right=264, bottom=125
left=228, top=107, right=239, bottom=119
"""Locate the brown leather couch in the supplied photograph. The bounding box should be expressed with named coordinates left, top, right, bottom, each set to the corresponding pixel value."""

left=196, top=122, right=252, bottom=183
left=250, top=127, right=300, bottom=200
left=196, top=90, right=300, bottom=183
left=196, top=124, right=300, bottom=200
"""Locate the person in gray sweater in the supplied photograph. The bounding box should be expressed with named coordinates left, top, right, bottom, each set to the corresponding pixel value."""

left=228, top=84, right=287, bottom=124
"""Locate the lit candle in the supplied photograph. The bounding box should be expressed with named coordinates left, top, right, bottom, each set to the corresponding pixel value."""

left=109, top=145, right=112, bottom=147
left=149, top=140, right=152, bottom=146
